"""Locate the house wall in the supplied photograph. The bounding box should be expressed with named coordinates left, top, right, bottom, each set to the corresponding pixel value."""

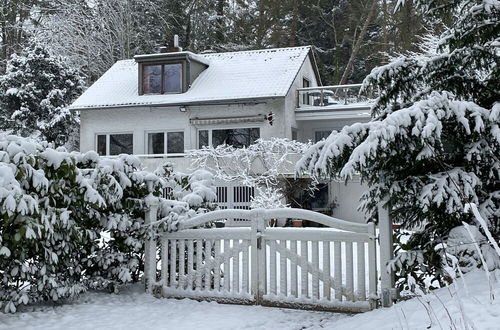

left=284, top=54, right=319, bottom=139
left=297, top=118, right=370, bottom=143
left=329, top=176, right=369, bottom=223
left=79, top=98, right=286, bottom=157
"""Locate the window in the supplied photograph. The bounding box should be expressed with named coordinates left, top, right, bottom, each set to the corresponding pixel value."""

left=148, top=132, right=164, bottom=154
left=96, top=133, right=133, bottom=156
left=198, top=130, right=209, bottom=149
left=167, top=132, right=184, bottom=153
left=310, top=184, right=329, bottom=210
left=314, top=130, right=332, bottom=142
left=97, top=135, right=106, bottom=156
left=213, top=128, right=259, bottom=148
left=146, top=131, right=184, bottom=154
left=142, top=63, right=182, bottom=94
left=198, top=128, right=260, bottom=148
left=142, top=65, right=162, bottom=94
left=303, top=78, right=310, bottom=105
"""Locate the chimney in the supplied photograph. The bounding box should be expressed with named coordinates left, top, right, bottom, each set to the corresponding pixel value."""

left=160, top=34, right=183, bottom=53
left=174, top=35, right=179, bottom=48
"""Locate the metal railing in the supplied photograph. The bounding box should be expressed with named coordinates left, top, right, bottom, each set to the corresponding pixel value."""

left=297, top=84, right=375, bottom=109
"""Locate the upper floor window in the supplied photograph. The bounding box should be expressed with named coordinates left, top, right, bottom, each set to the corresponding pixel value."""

left=142, top=63, right=182, bottom=94
left=302, top=78, right=310, bottom=105
left=198, top=128, right=260, bottom=149
left=96, top=133, right=133, bottom=156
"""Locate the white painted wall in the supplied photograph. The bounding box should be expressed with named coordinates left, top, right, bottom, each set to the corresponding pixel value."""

left=285, top=54, right=319, bottom=138
left=329, top=176, right=369, bottom=223
left=79, top=98, right=285, bottom=155
left=297, top=118, right=370, bottom=143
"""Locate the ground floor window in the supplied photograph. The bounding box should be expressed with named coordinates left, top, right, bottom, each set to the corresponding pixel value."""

left=96, top=133, right=133, bottom=156
left=314, top=130, right=332, bottom=142
left=147, top=131, right=184, bottom=154
left=198, top=127, right=260, bottom=148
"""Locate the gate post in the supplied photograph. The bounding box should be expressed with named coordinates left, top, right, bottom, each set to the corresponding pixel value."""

left=250, top=209, right=266, bottom=304
left=144, top=179, right=159, bottom=294
left=378, top=199, right=395, bottom=307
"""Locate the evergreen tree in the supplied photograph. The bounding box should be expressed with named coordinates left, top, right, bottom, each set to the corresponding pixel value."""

left=298, top=0, right=500, bottom=289
left=0, top=42, right=85, bottom=145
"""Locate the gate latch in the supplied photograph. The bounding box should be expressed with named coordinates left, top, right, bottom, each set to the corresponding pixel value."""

left=256, top=232, right=263, bottom=249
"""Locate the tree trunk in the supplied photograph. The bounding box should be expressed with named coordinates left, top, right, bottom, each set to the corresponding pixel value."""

left=338, top=0, right=377, bottom=85
left=288, top=0, right=298, bottom=46
left=216, top=0, right=225, bottom=44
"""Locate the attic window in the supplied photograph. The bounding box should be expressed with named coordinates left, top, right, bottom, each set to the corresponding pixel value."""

left=142, top=63, right=182, bottom=94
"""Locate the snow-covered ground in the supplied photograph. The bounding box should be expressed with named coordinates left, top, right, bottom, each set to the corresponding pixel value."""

left=1, top=270, right=499, bottom=330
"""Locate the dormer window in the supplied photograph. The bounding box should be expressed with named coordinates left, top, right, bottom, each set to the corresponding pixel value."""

left=142, top=63, right=182, bottom=94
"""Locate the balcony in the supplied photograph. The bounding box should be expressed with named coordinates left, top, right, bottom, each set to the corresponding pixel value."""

left=296, top=84, right=375, bottom=120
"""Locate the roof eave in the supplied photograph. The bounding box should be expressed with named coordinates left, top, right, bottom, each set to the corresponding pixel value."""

left=70, top=95, right=286, bottom=111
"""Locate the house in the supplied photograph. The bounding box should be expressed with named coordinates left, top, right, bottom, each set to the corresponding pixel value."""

left=70, top=44, right=373, bottom=224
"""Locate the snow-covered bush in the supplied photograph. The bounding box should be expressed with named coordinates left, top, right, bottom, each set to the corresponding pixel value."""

left=188, top=138, right=312, bottom=210
left=154, top=162, right=217, bottom=231
left=297, top=0, right=499, bottom=290
left=0, top=135, right=212, bottom=312
left=0, top=40, right=85, bottom=147
left=447, top=225, right=500, bottom=272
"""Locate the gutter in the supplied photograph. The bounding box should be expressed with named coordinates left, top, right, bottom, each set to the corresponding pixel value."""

left=70, top=96, right=282, bottom=111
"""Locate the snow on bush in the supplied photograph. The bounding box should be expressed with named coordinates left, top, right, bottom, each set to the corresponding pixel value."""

left=447, top=225, right=500, bottom=273
left=154, top=162, right=217, bottom=231
left=0, top=135, right=213, bottom=313
left=0, top=41, right=85, bottom=147
left=188, top=138, right=311, bottom=209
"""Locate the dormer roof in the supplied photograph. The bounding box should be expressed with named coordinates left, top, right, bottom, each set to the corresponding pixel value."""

left=70, top=46, right=316, bottom=110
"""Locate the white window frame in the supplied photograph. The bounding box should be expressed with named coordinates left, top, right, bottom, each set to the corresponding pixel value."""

left=197, top=125, right=261, bottom=149
left=95, top=132, right=134, bottom=156
left=144, top=129, right=185, bottom=156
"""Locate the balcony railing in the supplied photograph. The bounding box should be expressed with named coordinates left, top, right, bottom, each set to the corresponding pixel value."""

left=297, top=84, right=375, bottom=109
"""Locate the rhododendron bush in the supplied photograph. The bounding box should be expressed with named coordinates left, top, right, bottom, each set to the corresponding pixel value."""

left=0, top=135, right=215, bottom=313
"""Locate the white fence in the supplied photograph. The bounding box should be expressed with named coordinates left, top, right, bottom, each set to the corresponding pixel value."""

left=144, top=206, right=395, bottom=313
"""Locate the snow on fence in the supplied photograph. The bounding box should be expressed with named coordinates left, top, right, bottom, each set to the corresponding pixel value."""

left=144, top=203, right=395, bottom=313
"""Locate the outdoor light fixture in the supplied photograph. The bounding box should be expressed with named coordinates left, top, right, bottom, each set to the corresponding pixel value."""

left=179, top=106, right=187, bottom=112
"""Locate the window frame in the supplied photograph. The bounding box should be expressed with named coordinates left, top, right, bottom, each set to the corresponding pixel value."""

left=144, top=129, right=185, bottom=155
left=314, top=129, right=333, bottom=143
left=197, top=126, right=260, bottom=149
left=95, top=132, right=134, bottom=156
left=302, top=77, right=311, bottom=105
left=140, top=62, right=184, bottom=95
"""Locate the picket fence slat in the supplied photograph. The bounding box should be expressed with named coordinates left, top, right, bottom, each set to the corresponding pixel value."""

left=187, top=239, right=194, bottom=290
left=290, top=240, right=298, bottom=298
left=214, top=240, right=221, bottom=291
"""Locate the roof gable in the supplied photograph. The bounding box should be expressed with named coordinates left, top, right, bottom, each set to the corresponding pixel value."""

left=70, top=46, right=313, bottom=110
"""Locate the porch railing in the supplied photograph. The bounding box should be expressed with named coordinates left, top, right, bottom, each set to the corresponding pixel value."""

left=297, top=84, right=376, bottom=109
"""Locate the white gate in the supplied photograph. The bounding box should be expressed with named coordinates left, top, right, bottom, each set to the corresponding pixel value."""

left=147, top=208, right=382, bottom=313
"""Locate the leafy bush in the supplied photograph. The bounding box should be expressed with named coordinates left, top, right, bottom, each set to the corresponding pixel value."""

left=0, top=135, right=215, bottom=312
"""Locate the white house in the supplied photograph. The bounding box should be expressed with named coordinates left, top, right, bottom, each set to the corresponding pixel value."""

left=70, top=45, right=372, bottom=223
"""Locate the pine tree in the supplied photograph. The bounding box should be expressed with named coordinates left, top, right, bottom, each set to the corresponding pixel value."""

left=298, top=0, right=500, bottom=288
left=0, top=41, right=85, bottom=146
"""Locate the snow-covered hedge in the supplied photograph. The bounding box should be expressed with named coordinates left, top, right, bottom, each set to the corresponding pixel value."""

left=0, top=135, right=215, bottom=313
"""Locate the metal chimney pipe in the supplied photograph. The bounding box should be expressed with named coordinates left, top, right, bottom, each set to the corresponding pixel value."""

left=174, top=35, right=179, bottom=48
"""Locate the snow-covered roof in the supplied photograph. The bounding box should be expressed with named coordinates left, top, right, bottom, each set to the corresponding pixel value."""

left=70, top=46, right=313, bottom=110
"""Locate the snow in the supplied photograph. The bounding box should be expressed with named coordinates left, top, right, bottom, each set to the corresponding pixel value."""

left=2, top=270, right=499, bottom=330
left=70, top=46, right=312, bottom=109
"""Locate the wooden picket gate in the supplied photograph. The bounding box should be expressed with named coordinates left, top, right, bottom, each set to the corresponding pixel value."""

left=144, top=208, right=389, bottom=313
